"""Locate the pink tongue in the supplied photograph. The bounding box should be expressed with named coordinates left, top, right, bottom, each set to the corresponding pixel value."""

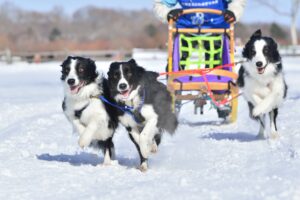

left=121, top=90, right=130, bottom=97
left=70, top=86, right=80, bottom=94
left=258, top=68, right=264, bottom=74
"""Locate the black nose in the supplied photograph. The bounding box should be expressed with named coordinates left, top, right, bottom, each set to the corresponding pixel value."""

left=256, top=62, right=263, bottom=67
left=67, top=79, right=75, bottom=86
left=119, top=83, right=127, bottom=90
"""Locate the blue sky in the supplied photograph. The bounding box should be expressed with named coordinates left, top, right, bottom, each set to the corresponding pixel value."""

left=0, top=0, right=298, bottom=26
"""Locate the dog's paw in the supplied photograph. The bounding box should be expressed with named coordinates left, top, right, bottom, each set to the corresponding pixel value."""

left=270, top=131, right=280, bottom=140
left=253, top=106, right=264, bottom=117
left=150, top=141, right=158, bottom=154
left=78, top=136, right=91, bottom=149
left=256, top=132, right=265, bottom=140
left=139, top=162, right=148, bottom=172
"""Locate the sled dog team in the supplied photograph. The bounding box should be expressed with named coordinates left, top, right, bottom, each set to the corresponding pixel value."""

left=61, top=29, right=287, bottom=171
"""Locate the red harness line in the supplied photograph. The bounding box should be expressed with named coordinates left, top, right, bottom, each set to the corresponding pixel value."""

left=159, top=62, right=242, bottom=108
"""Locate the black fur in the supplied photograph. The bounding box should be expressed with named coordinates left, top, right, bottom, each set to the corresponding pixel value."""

left=238, top=30, right=288, bottom=138
left=96, top=137, right=115, bottom=158
left=61, top=56, right=119, bottom=160
left=128, top=132, right=147, bottom=165
left=237, top=66, right=245, bottom=88
left=107, top=59, right=145, bottom=98
left=61, top=56, right=98, bottom=84
left=107, top=59, right=178, bottom=134
left=272, top=108, right=278, bottom=131
left=100, top=78, right=120, bottom=130
left=242, top=29, right=281, bottom=74
left=107, top=59, right=178, bottom=168
left=62, top=98, right=66, bottom=111
left=74, top=104, right=89, bottom=119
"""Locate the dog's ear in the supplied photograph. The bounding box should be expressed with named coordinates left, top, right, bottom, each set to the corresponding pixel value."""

left=128, top=58, right=137, bottom=66
left=251, top=29, right=262, bottom=39
left=242, top=41, right=251, bottom=59
left=87, top=58, right=96, bottom=68
left=268, top=38, right=281, bottom=63
left=87, top=58, right=98, bottom=79
left=107, top=62, right=119, bottom=77
left=61, top=56, right=72, bottom=67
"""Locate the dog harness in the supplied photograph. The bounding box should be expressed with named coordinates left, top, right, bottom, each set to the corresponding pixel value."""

left=99, top=88, right=146, bottom=124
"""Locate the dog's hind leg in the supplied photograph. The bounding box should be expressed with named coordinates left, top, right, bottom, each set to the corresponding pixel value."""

left=257, top=115, right=266, bottom=139
left=269, top=108, right=279, bottom=139
left=98, top=137, right=115, bottom=165
left=151, top=133, right=162, bottom=154
left=127, top=127, right=148, bottom=172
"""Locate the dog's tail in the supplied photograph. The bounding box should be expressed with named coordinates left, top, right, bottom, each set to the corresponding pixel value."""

left=158, top=111, right=178, bottom=135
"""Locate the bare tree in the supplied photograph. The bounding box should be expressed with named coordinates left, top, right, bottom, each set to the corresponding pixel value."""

left=254, top=0, right=300, bottom=46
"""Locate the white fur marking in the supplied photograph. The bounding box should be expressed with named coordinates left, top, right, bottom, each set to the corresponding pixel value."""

left=117, top=64, right=129, bottom=91
left=139, top=105, right=159, bottom=158
left=67, top=59, right=79, bottom=85
left=241, top=38, right=286, bottom=139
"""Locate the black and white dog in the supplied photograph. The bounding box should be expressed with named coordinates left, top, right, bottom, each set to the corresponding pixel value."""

left=107, top=59, right=178, bottom=171
left=237, top=30, right=287, bottom=139
left=61, top=56, right=118, bottom=164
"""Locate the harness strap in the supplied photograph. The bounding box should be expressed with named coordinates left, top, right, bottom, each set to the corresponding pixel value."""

left=74, top=104, right=89, bottom=119
left=99, top=88, right=146, bottom=124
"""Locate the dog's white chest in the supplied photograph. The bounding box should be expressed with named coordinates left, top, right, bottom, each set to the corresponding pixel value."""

left=243, top=73, right=285, bottom=108
left=244, top=77, right=271, bottom=98
left=64, top=98, right=112, bottom=141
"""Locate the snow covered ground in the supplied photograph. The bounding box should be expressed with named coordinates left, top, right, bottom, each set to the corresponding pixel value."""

left=0, top=57, right=300, bottom=200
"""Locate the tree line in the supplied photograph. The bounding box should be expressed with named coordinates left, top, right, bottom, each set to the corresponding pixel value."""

left=0, top=2, right=296, bottom=53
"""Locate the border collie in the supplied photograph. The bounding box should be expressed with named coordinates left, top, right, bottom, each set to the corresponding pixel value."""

left=237, top=30, right=287, bottom=139
left=107, top=59, right=178, bottom=171
left=61, top=56, right=118, bottom=164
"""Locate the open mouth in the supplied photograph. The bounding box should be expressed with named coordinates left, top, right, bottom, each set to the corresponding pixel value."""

left=257, top=66, right=266, bottom=74
left=69, top=81, right=85, bottom=94
left=119, top=87, right=132, bottom=99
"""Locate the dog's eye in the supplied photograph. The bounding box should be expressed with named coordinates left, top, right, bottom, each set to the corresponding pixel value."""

left=250, top=49, right=256, bottom=56
left=127, top=72, right=132, bottom=77
left=78, top=68, right=84, bottom=73
left=114, top=72, right=119, bottom=78
left=263, top=47, right=269, bottom=54
left=65, top=68, right=70, bottom=73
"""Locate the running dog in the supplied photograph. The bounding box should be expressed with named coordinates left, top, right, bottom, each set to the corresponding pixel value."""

left=237, top=30, right=287, bottom=139
left=107, top=59, right=178, bottom=171
left=61, top=56, right=118, bottom=164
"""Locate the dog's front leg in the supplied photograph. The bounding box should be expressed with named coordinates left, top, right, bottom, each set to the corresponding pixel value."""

left=139, top=118, right=159, bottom=171
left=78, top=121, right=98, bottom=148
left=253, top=80, right=284, bottom=117
left=257, top=115, right=266, bottom=139
left=252, top=92, right=279, bottom=117
left=269, top=109, right=279, bottom=139
left=72, top=119, right=86, bottom=135
left=126, top=127, right=148, bottom=171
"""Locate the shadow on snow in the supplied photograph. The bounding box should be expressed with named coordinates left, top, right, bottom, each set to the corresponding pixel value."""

left=201, top=132, right=258, bottom=142
left=36, top=152, right=139, bottom=168
left=180, top=120, right=227, bottom=127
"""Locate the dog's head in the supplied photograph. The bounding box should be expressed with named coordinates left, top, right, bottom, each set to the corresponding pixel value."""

left=107, top=59, right=145, bottom=101
left=242, top=29, right=281, bottom=76
left=61, top=56, right=98, bottom=95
